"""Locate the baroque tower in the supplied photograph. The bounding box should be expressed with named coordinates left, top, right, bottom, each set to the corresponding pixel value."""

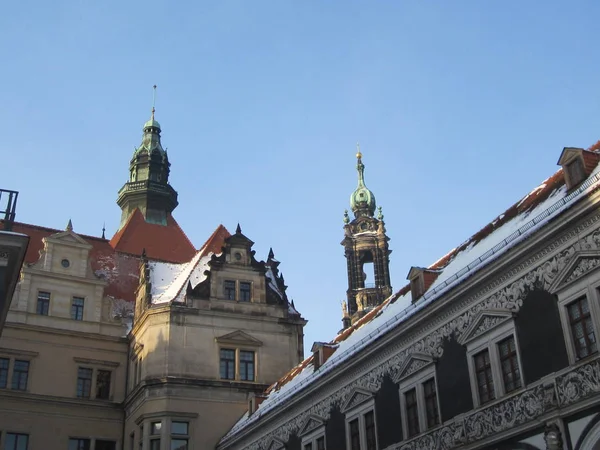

left=116, top=96, right=178, bottom=229
left=341, top=147, right=392, bottom=327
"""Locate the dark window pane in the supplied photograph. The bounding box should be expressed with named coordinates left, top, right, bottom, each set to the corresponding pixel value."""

left=304, top=444, right=313, bottom=450
left=0, top=357, right=8, bottom=388
left=150, top=440, right=161, bottom=450
left=68, top=439, right=90, bottom=450
left=171, top=422, right=188, bottom=435
left=498, top=336, right=522, bottom=393
left=239, top=282, right=251, bottom=302
left=77, top=367, right=93, bottom=398
left=6, top=433, right=29, bottom=450
left=365, top=410, right=376, bottom=450
left=405, top=388, right=419, bottom=437
left=239, top=350, right=255, bottom=381
left=95, top=440, right=116, bottom=450
left=36, top=291, right=50, bottom=315
left=71, top=297, right=85, bottom=320
left=568, top=297, right=598, bottom=360
left=220, top=348, right=235, bottom=379
left=316, top=437, right=325, bottom=450
left=96, top=369, right=112, bottom=399
left=170, top=439, right=188, bottom=450
left=224, top=280, right=236, bottom=300
left=12, top=360, right=29, bottom=391
left=423, top=378, right=439, bottom=428
left=474, top=349, right=495, bottom=404
left=349, top=418, right=360, bottom=450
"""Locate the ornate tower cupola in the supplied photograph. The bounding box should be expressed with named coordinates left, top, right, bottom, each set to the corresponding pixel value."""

left=341, top=146, right=392, bottom=327
left=116, top=87, right=178, bottom=229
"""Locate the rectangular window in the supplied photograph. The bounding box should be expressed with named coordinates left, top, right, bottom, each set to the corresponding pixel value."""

left=150, top=440, right=161, bottom=450
left=0, top=357, right=8, bottom=388
left=77, top=367, right=93, bottom=398
left=304, top=444, right=313, bottom=450
left=170, top=440, right=188, bottom=450
left=316, top=437, right=325, bottom=450
left=36, top=291, right=50, bottom=315
left=239, top=350, right=255, bottom=381
left=349, top=418, right=360, bottom=450
left=71, top=297, right=85, bottom=320
left=239, top=282, right=251, bottom=302
left=96, top=369, right=112, bottom=399
left=405, top=388, right=419, bottom=437
left=95, top=441, right=116, bottom=450
left=220, top=349, right=236, bottom=380
left=72, top=439, right=91, bottom=450
left=5, top=433, right=29, bottom=450
left=568, top=296, right=597, bottom=360
left=11, top=360, right=29, bottom=391
left=68, top=439, right=91, bottom=450
left=498, top=336, right=522, bottom=393
left=224, top=280, right=236, bottom=300
left=474, top=349, right=495, bottom=404
left=423, top=378, right=439, bottom=428
left=364, top=410, right=376, bottom=450
left=171, top=422, right=188, bottom=435
left=150, top=421, right=162, bottom=450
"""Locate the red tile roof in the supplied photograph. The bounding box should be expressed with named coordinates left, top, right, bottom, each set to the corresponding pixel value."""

left=199, top=224, right=231, bottom=254
left=109, top=209, right=196, bottom=263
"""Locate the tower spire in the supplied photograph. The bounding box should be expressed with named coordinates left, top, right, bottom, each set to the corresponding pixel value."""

left=151, top=84, right=157, bottom=121
left=349, top=145, right=376, bottom=218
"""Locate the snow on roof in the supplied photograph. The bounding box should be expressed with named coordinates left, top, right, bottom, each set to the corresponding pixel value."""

left=265, top=267, right=283, bottom=299
left=220, top=160, right=600, bottom=445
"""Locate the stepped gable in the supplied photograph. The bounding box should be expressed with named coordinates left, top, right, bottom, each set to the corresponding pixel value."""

left=109, top=208, right=195, bottom=263
left=219, top=144, right=600, bottom=445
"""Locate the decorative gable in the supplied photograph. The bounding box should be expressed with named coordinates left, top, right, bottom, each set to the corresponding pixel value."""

left=392, top=353, right=434, bottom=383
left=549, top=251, right=600, bottom=292
left=341, top=387, right=374, bottom=413
left=458, top=309, right=513, bottom=345
left=265, top=437, right=286, bottom=450
left=298, top=414, right=325, bottom=437
left=215, top=330, right=263, bottom=347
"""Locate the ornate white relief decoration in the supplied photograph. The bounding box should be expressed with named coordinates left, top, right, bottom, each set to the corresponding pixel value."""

left=564, top=257, right=600, bottom=284
left=392, top=353, right=434, bottom=383
left=341, top=388, right=374, bottom=413
left=298, top=415, right=325, bottom=437
left=556, top=359, right=600, bottom=406
left=458, top=310, right=512, bottom=345
left=239, top=221, right=600, bottom=450
left=265, top=437, right=285, bottom=450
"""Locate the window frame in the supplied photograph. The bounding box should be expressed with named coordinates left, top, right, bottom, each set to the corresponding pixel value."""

left=36, top=291, right=50, bottom=316
left=223, top=280, right=236, bottom=301
left=4, top=433, right=29, bottom=450
left=465, top=319, right=525, bottom=407
left=398, top=360, right=441, bottom=439
left=219, top=348, right=236, bottom=380
left=11, top=359, right=30, bottom=391
left=556, top=279, right=600, bottom=365
left=0, top=356, right=9, bottom=388
left=344, top=398, right=378, bottom=450
left=71, top=296, right=85, bottom=321
left=76, top=365, right=114, bottom=400
left=239, top=281, right=252, bottom=302
left=218, top=347, right=258, bottom=382
left=170, top=420, right=189, bottom=450
left=68, top=438, right=91, bottom=450
left=301, top=427, right=326, bottom=450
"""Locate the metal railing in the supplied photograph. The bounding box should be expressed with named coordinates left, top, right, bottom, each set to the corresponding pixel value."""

left=0, top=189, right=19, bottom=231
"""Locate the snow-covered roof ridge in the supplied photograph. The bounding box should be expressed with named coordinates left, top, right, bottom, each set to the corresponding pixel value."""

left=219, top=160, right=600, bottom=445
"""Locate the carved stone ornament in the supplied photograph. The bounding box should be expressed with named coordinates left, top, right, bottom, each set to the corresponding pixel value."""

left=237, top=219, right=600, bottom=450
left=341, top=388, right=374, bottom=413
left=298, top=415, right=325, bottom=437
left=544, top=423, right=564, bottom=450
left=564, top=257, right=600, bottom=284
left=393, top=353, right=434, bottom=383
left=458, top=310, right=512, bottom=345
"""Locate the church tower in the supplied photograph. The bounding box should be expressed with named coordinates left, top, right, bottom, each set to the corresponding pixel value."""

left=116, top=91, right=178, bottom=229
left=341, top=146, right=392, bottom=327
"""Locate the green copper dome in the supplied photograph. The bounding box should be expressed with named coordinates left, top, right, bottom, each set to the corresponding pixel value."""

left=350, top=150, right=376, bottom=218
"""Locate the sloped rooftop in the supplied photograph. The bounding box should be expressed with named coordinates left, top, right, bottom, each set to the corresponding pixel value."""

left=220, top=145, right=600, bottom=445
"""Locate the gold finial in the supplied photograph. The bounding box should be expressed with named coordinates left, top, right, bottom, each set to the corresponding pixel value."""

left=151, top=84, right=157, bottom=120
left=356, top=142, right=362, bottom=160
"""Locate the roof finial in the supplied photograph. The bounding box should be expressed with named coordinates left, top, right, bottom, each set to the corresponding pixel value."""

left=151, top=84, right=157, bottom=120
left=268, top=247, right=275, bottom=260
left=102, top=222, right=106, bottom=239
left=236, top=223, right=242, bottom=234
left=356, top=142, right=362, bottom=160
left=66, top=219, right=73, bottom=232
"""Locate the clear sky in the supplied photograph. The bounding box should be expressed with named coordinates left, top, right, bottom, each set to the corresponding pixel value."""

left=2, top=1, right=600, bottom=353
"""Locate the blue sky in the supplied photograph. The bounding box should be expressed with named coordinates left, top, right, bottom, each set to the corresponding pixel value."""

left=2, top=1, right=600, bottom=352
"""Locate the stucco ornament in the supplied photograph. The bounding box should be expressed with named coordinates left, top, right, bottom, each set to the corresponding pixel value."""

left=564, top=257, right=600, bottom=284
left=238, top=222, right=600, bottom=450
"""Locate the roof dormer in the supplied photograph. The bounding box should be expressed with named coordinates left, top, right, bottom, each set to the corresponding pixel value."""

left=557, top=147, right=600, bottom=191
left=311, top=342, right=338, bottom=371
left=407, top=266, right=442, bottom=303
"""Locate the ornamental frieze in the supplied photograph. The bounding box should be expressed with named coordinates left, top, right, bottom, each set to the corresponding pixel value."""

left=239, top=218, right=600, bottom=450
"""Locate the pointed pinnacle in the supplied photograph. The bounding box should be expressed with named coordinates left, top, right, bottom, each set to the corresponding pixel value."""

left=236, top=223, right=242, bottom=234
left=66, top=219, right=73, bottom=232
left=268, top=247, right=275, bottom=260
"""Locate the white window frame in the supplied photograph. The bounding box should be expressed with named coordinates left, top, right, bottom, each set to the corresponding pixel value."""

left=344, top=398, right=378, bottom=450
left=301, top=426, right=326, bottom=449
left=398, top=363, right=440, bottom=439
left=464, top=319, right=525, bottom=407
